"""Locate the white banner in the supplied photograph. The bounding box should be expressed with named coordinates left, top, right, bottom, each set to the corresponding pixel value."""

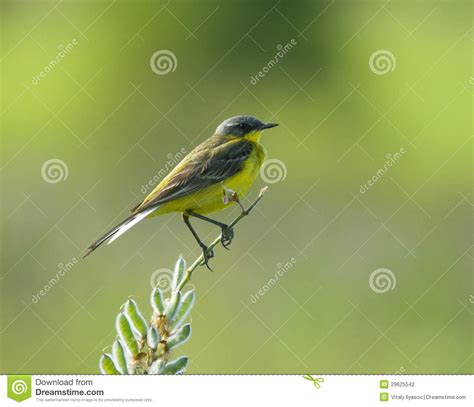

left=1, top=375, right=472, bottom=406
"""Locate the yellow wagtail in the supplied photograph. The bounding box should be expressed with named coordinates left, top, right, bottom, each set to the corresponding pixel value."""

left=85, top=115, right=278, bottom=267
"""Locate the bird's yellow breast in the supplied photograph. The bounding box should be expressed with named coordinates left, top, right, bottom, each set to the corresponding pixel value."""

left=154, top=139, right=266, bottom=216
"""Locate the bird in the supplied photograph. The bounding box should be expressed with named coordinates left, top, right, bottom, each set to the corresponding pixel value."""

left=84, top=115, right=278, bottom=267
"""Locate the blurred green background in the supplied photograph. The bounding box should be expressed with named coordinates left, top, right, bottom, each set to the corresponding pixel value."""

left=1, top=0, right=472, bottom=374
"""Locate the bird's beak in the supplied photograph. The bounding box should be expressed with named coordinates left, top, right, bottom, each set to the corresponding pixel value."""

left=260, top=122, right=279, bottom=130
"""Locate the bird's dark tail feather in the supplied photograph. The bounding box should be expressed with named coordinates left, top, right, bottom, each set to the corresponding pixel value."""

left=83, top=207, right=155, bottom=258
left=83, top=216, right=133, bottom=258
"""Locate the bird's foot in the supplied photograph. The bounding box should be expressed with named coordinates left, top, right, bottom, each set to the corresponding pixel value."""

left=220, top=226, right=234, bottom=250
left=199, top=243, right=215, bottom=271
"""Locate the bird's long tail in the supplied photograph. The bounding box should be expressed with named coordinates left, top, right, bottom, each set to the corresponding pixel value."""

left=83, top=206, right=156, bottom=258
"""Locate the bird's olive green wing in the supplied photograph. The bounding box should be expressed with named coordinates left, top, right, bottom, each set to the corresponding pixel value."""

left=134, top=138, right=254, bottom=212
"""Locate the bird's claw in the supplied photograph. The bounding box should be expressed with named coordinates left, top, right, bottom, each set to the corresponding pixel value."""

left=220, top=226, right=234, bottom=250
left=200, top=244, right=214, bottom=271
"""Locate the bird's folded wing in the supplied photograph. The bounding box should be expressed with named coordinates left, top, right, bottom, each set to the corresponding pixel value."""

left=134, top=139, right=253, bottom=212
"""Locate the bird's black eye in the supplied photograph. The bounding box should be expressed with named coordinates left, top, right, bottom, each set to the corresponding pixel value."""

left=238, top=123, right=249, bottom=131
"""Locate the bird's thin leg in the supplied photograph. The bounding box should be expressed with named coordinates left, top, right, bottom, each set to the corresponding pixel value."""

left=182, top=213, right=214, bottom=270
left=187, top=210, right=234, bottom=250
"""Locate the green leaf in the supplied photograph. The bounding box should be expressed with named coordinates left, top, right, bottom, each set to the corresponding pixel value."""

left=172, top=256, right=187, bottom=291
left=161, top=356, right=188, bottom=374
left=167, top=323, right=191, bottom=350
left=112, top=339, right=128, bottom=374
left=151, top=288, right=165, bottom=315
left=116, top=312, right=139, bottom=356
left=99, top=354, right=119, bottom=374
left=124, top=299, right=148, bottom=338
left=165, top=291, right=181, bottom=320
left=147, top=326, right=160, bottom=350
left=169, top=291, right=195, bottom=330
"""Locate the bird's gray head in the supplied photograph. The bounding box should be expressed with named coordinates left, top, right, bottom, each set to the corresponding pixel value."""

left=215, top=115, right=278, bottom=137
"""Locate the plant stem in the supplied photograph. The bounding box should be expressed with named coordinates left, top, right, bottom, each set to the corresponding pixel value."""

left=177, top=187, right=268, bottom=291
